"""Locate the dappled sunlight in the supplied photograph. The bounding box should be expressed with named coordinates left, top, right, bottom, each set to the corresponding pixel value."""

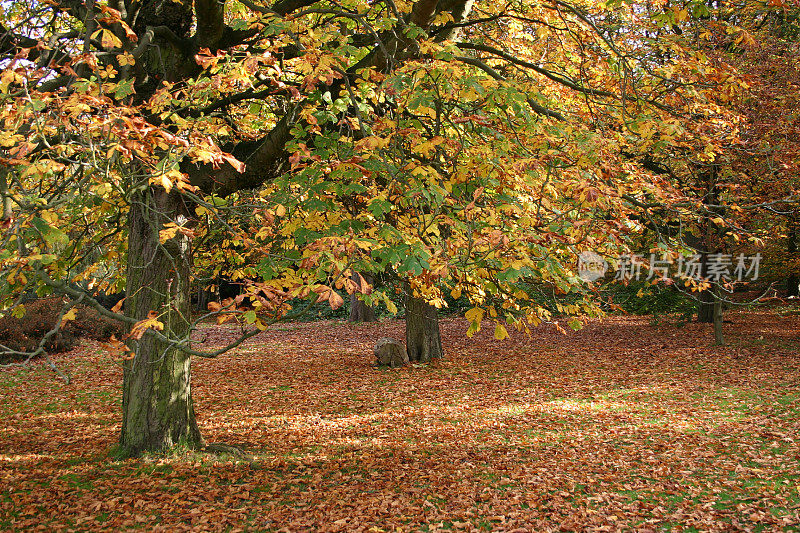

left=0, top=452, right=54, bottom=463
left=34, top=410, right=108, bottom=421
left=541, top=398, right=629, bottom=413
left=2, top=313, right=799, bottom=531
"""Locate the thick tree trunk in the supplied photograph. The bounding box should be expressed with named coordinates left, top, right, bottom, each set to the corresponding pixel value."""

left=788, top=225, right=799, bottom=297
left=404, top=283, right=443, bottom=362
left=349, top=273, right=377, bottom=322
left=120, top=188, right=202, bottom=457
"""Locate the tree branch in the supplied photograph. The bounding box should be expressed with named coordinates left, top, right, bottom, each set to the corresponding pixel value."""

left=456, top=42, right=615, bottom=99
left=410, top=0, right=440, bottom=27
left=456, top=55, right=565, bottom=120
left=272, top=0, right=318, bottom=15
left=195, top=0, right=227, bottom=50
left=185, top=103, right=301, bottom=196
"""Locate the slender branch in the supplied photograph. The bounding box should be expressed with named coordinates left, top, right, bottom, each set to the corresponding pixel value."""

left=456, top=55, right=565, bottom=120
left=456, top=42, right=615, bottom=98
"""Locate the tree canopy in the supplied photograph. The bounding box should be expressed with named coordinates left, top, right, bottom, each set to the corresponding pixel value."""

left=0, top=0, right=796, bottom=454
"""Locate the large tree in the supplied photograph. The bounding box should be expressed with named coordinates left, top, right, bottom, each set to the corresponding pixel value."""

left=0, top=0, right=732, bottom=455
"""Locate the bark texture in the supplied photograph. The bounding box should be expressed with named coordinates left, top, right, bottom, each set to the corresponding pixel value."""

left=697, top=168, right=720, bottom=324
left=696, top=250, right=714, bottom=324
left=121, top=189, right=201, bottom=457
left=118, top=0, right=202, bottom=457
left=698, top=288, right=715, bottom=323
left=349, top=273, right=377, bottom=323
left=713, top=295, right=724, bottom=346
left=404, top=284, right=443, bottom=362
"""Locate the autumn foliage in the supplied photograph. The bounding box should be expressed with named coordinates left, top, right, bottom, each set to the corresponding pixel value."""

left=0, top=0, right=799, bottom=510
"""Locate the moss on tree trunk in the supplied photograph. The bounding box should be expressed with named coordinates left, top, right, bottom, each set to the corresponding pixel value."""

left=404, top=282, right=443, bottom=362
left=120, top=188, right=202, bottom=457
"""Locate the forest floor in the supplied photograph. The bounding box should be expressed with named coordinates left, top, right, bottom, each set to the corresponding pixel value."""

left=1, top=309, right=799, bottom=532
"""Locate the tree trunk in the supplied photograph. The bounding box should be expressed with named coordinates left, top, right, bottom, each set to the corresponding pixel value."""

left=788, top=225, right=799, bottom=297
left=697, top=169, right=721, bottom=323
left=120, top=188, right=202, bottom=457
left=193, top=287, right=212, bottom=312
left=695, top=250, right=715, bottom=323
left=713, top=293, right=724, bottom=346
left=349, top=273, right=377, bottom=322
left=404, top=283, right=443, bottom=362
left=698, top=288, right=715, bottom=323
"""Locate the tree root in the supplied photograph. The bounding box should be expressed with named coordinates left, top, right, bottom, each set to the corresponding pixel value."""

left=202, top=442, right=254, bottom=461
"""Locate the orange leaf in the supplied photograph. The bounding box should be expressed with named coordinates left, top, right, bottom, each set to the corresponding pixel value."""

left=328, top=290, right=344, bottom=310
left=129, top=310, right=164, bottom=340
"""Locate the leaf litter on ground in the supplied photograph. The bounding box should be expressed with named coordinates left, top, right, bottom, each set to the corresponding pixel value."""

left=1, top=310, right=799, bottom=531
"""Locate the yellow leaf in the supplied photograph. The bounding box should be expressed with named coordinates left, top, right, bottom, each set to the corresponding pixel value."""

left=355, top=136, right=390, bottom=151
left=494, top=323, right=509, bottom=340
left=160, top=174, right=173, bottom=193
left=465, top=307, right=484, bottom=324
left=130, top=311, right=164, bottom=340
left=111, top=297, right=126, bottom=314
left=159, top=226, right=179, bottom=244
left=117, top=52, right=135, bottom=66
left=93, top=28, right=123, bottom=49
left=60, top=308, right=77, bottom=328
left=328, top=290, right=344, bottom=310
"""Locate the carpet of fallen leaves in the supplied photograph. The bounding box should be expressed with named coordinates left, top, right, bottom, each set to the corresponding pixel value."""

left=1, top=309, right=800, bottom=532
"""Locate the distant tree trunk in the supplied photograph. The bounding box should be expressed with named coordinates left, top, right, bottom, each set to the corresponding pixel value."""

left=788, top=225, right=799, bottom=297
left=697, top=253, right=715, bottom=323
left=404, top=282, right=443, bottom=362
left=193, top=287, right=212, bottom=312
left=698, top=292, right=715, bottom=323
left=697, top=167, right=721, bottom=323
left=349, top=273, right=377, bottom=322
left=120, top=188, right=202, bottom=457
left=713, top=292, right=724, bottom=345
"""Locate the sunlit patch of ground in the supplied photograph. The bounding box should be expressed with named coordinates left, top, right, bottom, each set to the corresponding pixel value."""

left=1, top=310, right=799, bottom=531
